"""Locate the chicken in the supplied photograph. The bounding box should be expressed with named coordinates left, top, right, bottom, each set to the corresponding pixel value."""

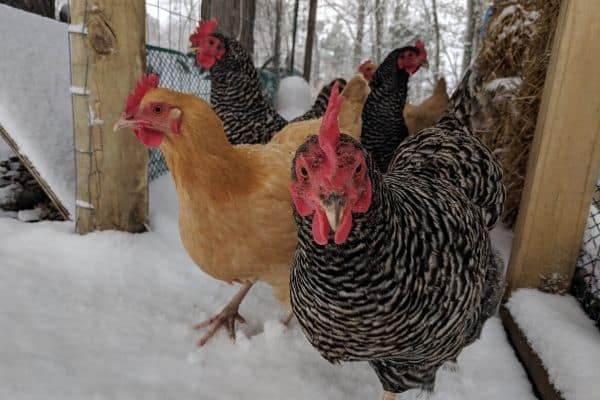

left=288, top=73, right=505, bottom=399
left=189, top=19, right=346, bottom=145
left=358, top=59, right=378, bottom=82
left=114, top=73, right=369, bottom=346
left=358, top=58, right=448, bottom=136
left=403, top=77, right=449, bottom=135
left=360, top=40, right=428, bottom=172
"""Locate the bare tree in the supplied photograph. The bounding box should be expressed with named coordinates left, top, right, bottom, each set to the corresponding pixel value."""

left=303, top=0, right=318, bottom=81
left=374, top=0, right=386, bottom=62
left=430, top=0, right=441, bottom=78
left=201, top=0, right=257, bottom=55
left=273, top=0, right=283, bottom=74
left=462, top=0, right=475, bottom=73
left=353, top=0, right=366, bottom=66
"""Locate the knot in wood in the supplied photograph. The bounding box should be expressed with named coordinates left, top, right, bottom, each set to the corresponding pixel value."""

left=87, top=12, right=116, bottom=55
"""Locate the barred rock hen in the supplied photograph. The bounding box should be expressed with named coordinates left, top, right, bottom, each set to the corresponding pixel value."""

left=190, top=19, right=346, bottom=145
left=358, top=58, right=448, bottom=136
left=114, top=74, right=368, bottom=346
left=289, top=75, right=505, bottom=399
left=361, top=40, right=428, bottom=172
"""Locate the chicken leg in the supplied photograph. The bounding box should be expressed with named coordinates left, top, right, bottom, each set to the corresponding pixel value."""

left=193, top=282, right=254, bottom=346
left=382, top=392, right=396, bottom=400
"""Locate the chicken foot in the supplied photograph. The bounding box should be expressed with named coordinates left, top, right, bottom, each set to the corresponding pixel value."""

left=382, top=391, right=396, bottom=400
left=193, top=282, right=254, bottom=346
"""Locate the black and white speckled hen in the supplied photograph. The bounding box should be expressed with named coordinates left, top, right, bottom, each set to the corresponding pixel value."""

left=288, top=74, right=505, bottom=399
left=189, top=19, right=346, bottom=145
left=360, top=40, right=428, bottom=172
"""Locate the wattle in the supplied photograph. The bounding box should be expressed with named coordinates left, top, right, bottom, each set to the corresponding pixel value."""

left=135, top=128, right=164, bottom=147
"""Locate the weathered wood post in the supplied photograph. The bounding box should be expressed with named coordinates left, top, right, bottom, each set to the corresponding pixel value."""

left=69, top=0, right=148, bottom=234
left=504, top=0, right=600, bottom=296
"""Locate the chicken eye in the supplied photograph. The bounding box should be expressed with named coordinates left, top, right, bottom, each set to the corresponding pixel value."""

left=355, top=164, right=362, bottom=174
left=153, top=104, right=163, bottom=114
left=300, top=167, right=308, bottom=178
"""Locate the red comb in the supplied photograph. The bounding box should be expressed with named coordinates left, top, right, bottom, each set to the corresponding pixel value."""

left=190, top=19, right=218, bottom=46
left=125, top=73, right=160, bottom=115
left=318, top=81, right=344, bottom=163
left=415, top=39, right=427, bottom=60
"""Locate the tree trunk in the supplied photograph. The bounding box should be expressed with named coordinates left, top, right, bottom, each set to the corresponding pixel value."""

left=462, top=0, right=475, bottom=73
left=374, top=0, right=385, bottom=62
left=0, top=0, right=54, bottom=18
left=273, top=0, right=283, bottom=76
left=353, top=0, right=366, bottom=66
left=313, top=32, right=320, bottom=86
left=201, top=0, right=256, bottom=56
left=431, top=0, right=441, bottom=78
left=303, top=0, right=318, bottom=82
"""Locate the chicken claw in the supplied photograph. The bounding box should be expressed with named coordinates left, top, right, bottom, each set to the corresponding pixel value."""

left=193, top=282, right=254, bottom=346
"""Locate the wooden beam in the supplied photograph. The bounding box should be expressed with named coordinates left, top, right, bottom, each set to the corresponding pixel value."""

left=69, top=0, right=148, bottom=234
left=500, top=306, right=564, bottom=400
left=505, top=0, right=600, bottom=296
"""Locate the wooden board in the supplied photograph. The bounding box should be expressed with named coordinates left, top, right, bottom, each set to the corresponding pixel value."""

left=500, top=306, right=564, bottom=400
left=69, top=1, right=148, bottom=234
left=505, top=0, right=600, bottom=295
left=0, top=124, right=69, bottom=220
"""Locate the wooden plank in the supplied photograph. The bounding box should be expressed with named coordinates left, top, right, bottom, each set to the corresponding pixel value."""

left=505, top=0, right=600, bottom=295
left=69, top=0, right=148, bottom=234
left=500, top=306, right=564, bottom=400
left=0, top=124, right=69, bottom=220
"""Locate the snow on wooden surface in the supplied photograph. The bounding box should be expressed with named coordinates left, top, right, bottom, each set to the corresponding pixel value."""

left=0, top=5, right=75, bottom=217
left=506, top=289, right=600, bottom=400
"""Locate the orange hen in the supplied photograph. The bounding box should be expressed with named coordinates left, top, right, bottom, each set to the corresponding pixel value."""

left=114, top=74, right=369, bottom=345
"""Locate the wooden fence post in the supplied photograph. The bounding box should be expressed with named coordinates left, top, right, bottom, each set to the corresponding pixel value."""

left=69, top=0, right=148, bottom=234
left=505, top=0, right=600, bottom=297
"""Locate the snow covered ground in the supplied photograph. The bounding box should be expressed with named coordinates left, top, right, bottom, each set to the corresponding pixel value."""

left=506, top=290, right=600, bottom=400
left=0, top=175, right=537, bottom=400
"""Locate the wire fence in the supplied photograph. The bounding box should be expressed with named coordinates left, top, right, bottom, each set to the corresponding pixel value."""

left=574, top=180, right=600, bottom=329
left=146, top=45, right=211, bottom=180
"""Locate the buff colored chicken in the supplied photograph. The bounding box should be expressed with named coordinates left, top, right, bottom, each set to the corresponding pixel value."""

left=114, top=74, right=369, bottom=346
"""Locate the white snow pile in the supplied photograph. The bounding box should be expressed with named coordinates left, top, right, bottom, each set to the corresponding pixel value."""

left=506, top=289, right=600, bottom=400
left=491, top=4, right=540, bottom=42
left=0, top=5, right=75, bottom=217
left=484, top=77, right=523, bottom=92
left=276, top=76, right=311, bottom=121
left=0, top=175, right=539, bottom=400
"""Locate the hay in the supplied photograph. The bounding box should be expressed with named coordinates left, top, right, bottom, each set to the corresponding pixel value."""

left=472, top=0, right=561, bottom=227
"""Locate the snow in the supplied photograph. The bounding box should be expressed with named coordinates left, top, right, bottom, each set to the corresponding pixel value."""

left=17, top=207, right=43, bottom=222
left=276, top=76, right=311, bottom=121
left=484, top=77, right=523, bottom=92
left=506, top=290, right=600, bottom=400
left=0, top=140, right=14, bottom=160
left=0, top=5, right=75, bottom=217
left=0, top=173, right=539, bottom=400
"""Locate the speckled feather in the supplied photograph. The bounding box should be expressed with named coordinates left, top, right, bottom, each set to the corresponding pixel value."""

left=290, top=73, right=506, bottom=394
left=207, top=33, right=346, bottom=145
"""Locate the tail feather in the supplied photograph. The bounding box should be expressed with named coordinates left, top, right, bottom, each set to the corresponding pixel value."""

left=293, top=78, right=348, bottom=122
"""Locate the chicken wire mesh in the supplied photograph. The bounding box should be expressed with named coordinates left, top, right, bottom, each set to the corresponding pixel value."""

left=573, top=179, right=600, bottom=329
left=145, top=45, right=211, bottom=181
